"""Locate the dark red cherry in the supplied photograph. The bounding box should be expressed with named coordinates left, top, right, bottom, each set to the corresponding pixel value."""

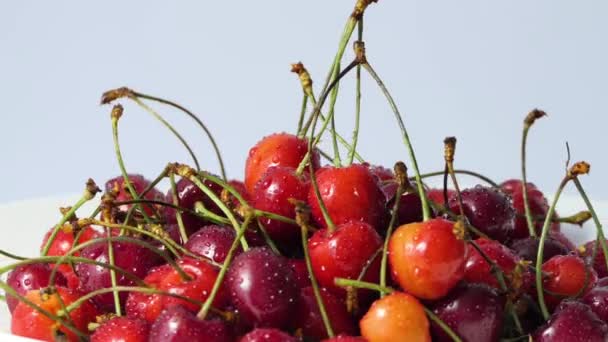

left=500, top=179, right=538, bottom=194
left=75, top=240, right=162, bottom=312
left=252, top=166, right=309, bottom=250
left=581, top=239, right=608, bottom=278
left=185, top=225, right=241, bottom=263
left=308, top=164, right=387, bottom=231
left=533, top=300, right=608, bottom=342
left=245, top=132, right=320, bottom=194
left=510, top=236, right=570, bottom=263
left=382, top=181, right=424, bottom=225
left=322, top=336, right=367, bottom=342
left=91, top=316, right=149, bottom=342
left=449, top=185, right=515, bottom=243
left=430, top=283, right=505, bottom=342
left=366, top=163, right=394, bottom=183
left=164, top=175, right=223, bottom=234
left=292, top=286, right=357, bottom=340
left=427, top=188, right=455, bottom=207
left=6, top=263, right=67, bottom=313
left=288, top=259, right=311, bottom=289
left=240, top=328, right=297, bottom=342
left=105, top=174, right=164, bottom=217
left=149, top=306, right=233, bottom=342
left=226, top=247, right=298, bottom=329
left=465, top=238, right=530, bottom=291
left=582, top=280, right=608, bottom=323
left=229, top=179, right=251, bottom=206
left=542, top=254, right=597, bottom=309
left=149, top=223, right=184, bottom=254
left=308, top=221, right=382, bottom=298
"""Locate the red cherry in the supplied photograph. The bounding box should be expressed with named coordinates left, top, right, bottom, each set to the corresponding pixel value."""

left=287, top=259, right=311, bottom=289
left=5, top=263, right=67, bottom=313
left=581, top=239, right=608, bottom=278
left=582, top=280, right=608, bottom=323
left=533, top=300, right=608, bottom=342
left=542, top=254, right=597, bottom=309
left=382, top=181, right=424, bottom=225
left=464, top=238, right=529, bottom=291
left=308, top=164, right=387, bottom=231
left=185, top=225, right=242, bottom=263
left=388, top=218, right=466, bottom=300
left=148, top=306, right=233, bottom=342
left=91, top=316, right=149, bottom=342
left=292, top=286, right=357, bottom=340
left=360, top=292, right=431, bottom=342
left=308, top=221, right=382, bottom=298
left=426, top=188, right=455, bottom=208
left=11, top=287, right=98, bottom=342
left=240, top=328, right=298, bottom=342
left=502, top=181, right=560, bottom=239
left=105, top=174, right=164, bottom=217
left=366, top=163, right=394, bottom=183
left=245, top=132, right=319, bottom=194
left=321, top=336, right=367, bottom=342
left=500, top=179, right=538, bottom=194
left=252, top=166, right=309, bottom=249
left=510, top=235, right=570, bottom=264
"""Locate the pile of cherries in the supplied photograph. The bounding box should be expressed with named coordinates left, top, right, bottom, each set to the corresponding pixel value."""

left=3, top=1, right=608, bottom=341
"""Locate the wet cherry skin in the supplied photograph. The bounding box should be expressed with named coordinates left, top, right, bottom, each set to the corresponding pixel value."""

left=533, top=300, right=608, bottom=342
left=105, top=174, right=164, bottom=217
left=382, top=181, right=424, bottom=226
left=322, top=336, right=367, bottom=342
left=582, top=279, right=608, bottom=323
left=90, top=316, right=150, bottom=342
left=148, top=306, right=233, bottom=342
left=185, top=224, right=241, bottom=263
left=240, top=328, right=298, bottom=342
left=6, top=263, right=67, bottom=313
left=388, top=218, right=466, bottom=300
left=541, top=254, right=597, bottom=309
left=510, top=235, right=570, bottom=264
left=580, top=239, right=608, bottom=278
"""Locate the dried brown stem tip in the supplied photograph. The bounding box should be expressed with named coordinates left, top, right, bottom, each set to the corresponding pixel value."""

left=290, top=199, right=311, bottom=228
left=524, top=109, right=547, bottom=127
left=100, top=87, right=134, bottom=105
left=352, top=0, right=378, bottom=19
left=568, top=161, right=591, bottom=178
left=173, top=163, right=196, bottom=179
left=110, top=104, right=124, bottom=121
left=354, top=41, right=367, bottom=64
left=291, top=62, right=313, bottom=97
left=564, top=210, right=593, bottom=226
left=84, top=178, right=101, bottom=200
left=393, top=161, right=409, bottom=187
left=444, top=136, right=457, bottom=164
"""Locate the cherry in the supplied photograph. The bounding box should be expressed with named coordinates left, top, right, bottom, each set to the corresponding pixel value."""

left=240, top=328, right=298, bottom=342
left=430, top=283, right=505, bottom=342
left=464, top=237, right=529, bottom=291
left=533, top=300, right=608, bottom=342
left=91, top=316, right=149, bottom=342
left=185, top=225, right=241, bottom=263
left=252, top=166, right=310, bottom=250
left=500, top=179, right=538, bottom=194
left=292, top=286, right=357, bottom=340
left=366, top=163, right=394, bottom=183
left=580, top=239, right=608, bottom=278
left=75, top=240, right=162, bottom=312
left=229, top=179, right=251, bottom=206
left=382, top=181, right=424, bottom=225
left=148, top=306, right=233, bottom=342
left=245, top=132, right=320, bottom=194
left=388, top=218, right=466, bottom=300
left=449, top=185, right=515, bottom=243
left=308, top=164, right=387, bottom=231
left=510, top=235, right=570, bottom=264
left=288, top=259, right=311, bottom=289
left=5, top=263, right=67, bottom=313
left=308, top=221, right=382, bottom=298
left=582, top=280, right=608, bottom=323
left=226, top=247, right=298, bottom=329
left=11, top=287, right=98, bottom=342
left=126, top=257, right=226, bottom=322
left=427, top=188, right=455, bottom=208
left=322, top=336, right=367, bottom=342
left=541, top=254, right=597, bottom=309
left=164, top=175, right=223, bottom=234
left=360, top=291, right=431, bottom=342
left=150, top=223, right=184, bottom=253
left=105, top=174, right=164, bottom=217
left=509, top=186, right=560, bottom=239
left=550, top=230, right=576, bottom=251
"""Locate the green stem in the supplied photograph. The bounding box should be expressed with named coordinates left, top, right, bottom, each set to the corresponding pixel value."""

left=195, top=202, right=231, bottom=225
left=124, top=166, right=169, bottom=224
left=132, top=92, right=227, bottom=180
left=328, top=61, right=342, bottom=167
left=198, top=215, right=252, bottom=319
left=296, top=94, right=308, bottom=135
left=301, top=225, right=334, bottom=337
left=362, top=62, right=431, bottom=221
left=536, top=176, right=570, bottom=319
left=334, top=277, right=393, bottom=294
left=521, top=125, right=537, bottom=237
left=416, top=169, right=499, bottom=188
left=170, top=172, right=189, bottom=243
left=106, top=227, right=121, bottom=315
left=348, top=17, right=363, bottom=166
left=380, top=182, right=404, bottom=294
left=256, top=218, right=281, bottom=255
left=572, top=178, right=608, bottom=277
left=424, top=308, right=463, bottom=342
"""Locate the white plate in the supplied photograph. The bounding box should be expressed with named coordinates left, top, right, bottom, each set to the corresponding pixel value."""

left=0, top=194, right=606, bottom=340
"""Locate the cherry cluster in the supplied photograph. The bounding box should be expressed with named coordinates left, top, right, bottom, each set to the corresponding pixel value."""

left=3, top=1, right=608, bottom=342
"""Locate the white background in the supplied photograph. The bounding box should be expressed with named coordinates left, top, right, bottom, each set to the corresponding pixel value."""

left=1, top=1, right=607, bottom=202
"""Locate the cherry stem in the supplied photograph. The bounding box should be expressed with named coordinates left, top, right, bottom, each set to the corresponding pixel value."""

left=118, top=198, right=228, bottom=226
left=300, top=221, right=335, bottom=338
left=296, top=94, right=308, bottom=135
left=334, top=277, right=392, bottom=294
left=106, top=224, right=122, bottom=316
left=41, top=179, right=100, bottom=256
left=194, top=202, right=231, bottom=225
left=423, top=308, right=464, bottom=342
left=415, top=169, right=499, bottom=188
left=123, top=166, right=170, bottom=224
left=362, top=62, right=431, bottom=221
left=380, top=162, right=407, bottom=295
left=131, top=91, right=227, bottom=180
left=169, top=172, right=189, bottom=243
left=0, top=281, right=87, bottom=339
left=197, top=214, right=252, bottom=320
left=444, top=137, right=466, bottom=218
left=536, top=175, right=571, bottom=320
left=328, top=66, right=343, bottom=168
left=572, top=177, right=608, bottom=282
left=521, top=110, right=546, bottom=238
left=348, top=19, right=364, bottom=166
left=0, top=249, right=27, bottom=260
left=110, top=108, right=153, bottom=224
left=255, top=218, right=281, bottom=255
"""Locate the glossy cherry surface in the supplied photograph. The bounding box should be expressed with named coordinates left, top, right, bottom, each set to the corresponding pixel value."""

left=287, top=259, right=311, bottom=289
left=185, top=225, right=241, bottom=263
left=582, top=281, right=608, bottom=323
left=148, top=306, right=233, bottom=342
left=308, top=164, right=387, bottom=231
left=105, top=174, right=164, bottom=217
left=382, top=182, right=424, bottom=225
left=240, top=328, right=298, bottom=342
left=464, top=237, right=527, bottom=291
left=91, top=316, right=150, bottom=342
left=533, top=300, right=608, bottom=342
left=226, top=247, right=298, bottom=329
left=6, top=263, right=67, bottom=313
left=541, top=254, right=597, bottom=309
left=245, top=132, right=319, bottom=194
left=389, top=218, right=466, bottom=300
left=581, top=239, right=608, bottom=278
left=510, top=235, right=570, bottom=263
